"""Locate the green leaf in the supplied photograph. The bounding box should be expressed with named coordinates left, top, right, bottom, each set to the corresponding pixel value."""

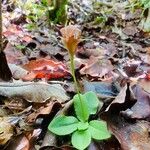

left=89, top=120, right=111, bottom=140
left=84, top=91, right=100, bottom=115
left=48, top=115, right=79, bottom=135
left=71, top=130, right=91, bottom=150
left=73, top=94, right=89, bottom=122
left=15, top=45, right=26, bottom=50
left=77, top=122, right=89, bottom=131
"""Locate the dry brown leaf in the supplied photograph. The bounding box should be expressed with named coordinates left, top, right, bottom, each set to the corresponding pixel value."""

left=26, top=101, right=61, bottom=124
left=0, top=82, right=69, bottom=103
left=22, top=58, right=69, bottom=81
left=0, top=117, right=14, bottom=145
left=109, top=118, right=150, bottom=150
left=105, top=83, right=136, bottom=114
left=122, top=85, right=150, bottom=119
left=4, top=43, right=27, bottom=65
left=5, top=129, right=41, bottom=150
left=80, top=56, right=114, bottom=78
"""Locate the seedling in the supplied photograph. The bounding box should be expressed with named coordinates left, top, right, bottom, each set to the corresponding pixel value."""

left=48, top=25, right=111, bottom=150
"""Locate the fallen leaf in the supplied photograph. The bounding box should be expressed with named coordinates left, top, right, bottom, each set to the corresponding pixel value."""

left=26, top=101, right=61, bottom=124
left=8, top=64, right=29, bottom=80
left=3, top=24, right=23, bottom=37
left=0, top=117, right=14, bottom=145
left=109, top=117, right=150, bottom=150
left=5, top=129, right=41, bottom=150
left=83, top=80, right=119, bottom=99
left=88, top=138, right=121, bottom=150
left=3, top=24, right=32, bottom=44
left=122, top=85, right=150, bottom=120
left=140, top=47, right=150, bottom=65
left=0, top=82, right=69, bottom=103
left=138, top=79, right=150, bottom=93
left=22, top=58, right=70, bottom=80
left=105, top=83, right=136, bottom=114
left=4, top=43, right=28, bottom=65
left=78, top=43, right=116, bottom=58
left=4, top=96, right=29, bottom=113
left=80, top=56, right=114, bottom=78
left=39, top=44, right=65, bottom=56
left=123, top=23, right=138, bottom=36
left=22, top=35, right=32, bottom=43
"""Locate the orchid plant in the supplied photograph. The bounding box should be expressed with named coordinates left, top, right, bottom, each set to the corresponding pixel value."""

left=48, top=25, right=111, bottom=150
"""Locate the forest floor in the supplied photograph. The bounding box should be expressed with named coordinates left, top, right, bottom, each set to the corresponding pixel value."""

left=0, top=0, right=150, bottom=150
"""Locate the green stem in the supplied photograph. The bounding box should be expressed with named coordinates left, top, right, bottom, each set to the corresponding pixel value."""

left=70, top=54, right=86, bottom=121
left=70, top=54, right=80, bottom=95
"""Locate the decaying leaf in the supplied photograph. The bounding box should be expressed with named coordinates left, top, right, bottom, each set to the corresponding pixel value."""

left=22, top=58, right=70, bottom=80
left=0, top=117, right=14, bottom=145
left=80, top=56, right=114, bottom=78
left=138, top=79, right=150, bottom=93
left=8, top=64, right=29, bottom=80
left=141, top=47, right=150, bottom=65
left=105, top=83, right=136, bottom=113
left=4, top=96, right=29, bottom=113
left=4, top=43, right=28, bottom=65
left=0, top=82, right=69, bottom=103
left=122, top=85, right=150, bottom=120
left=88, top=138, right=121, bottom=150
left=5, top=129, right=41, bottom=150
left=109, top=117, right=150, bottom=150
left=83, top=80, right=119, bottom=99
left=3, top=24, right=32, bottom=43
left=26, top=100, right=61, bottom=124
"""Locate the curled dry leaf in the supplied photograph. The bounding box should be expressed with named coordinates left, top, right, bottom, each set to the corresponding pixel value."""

left=26, top=101, right=61, bottom=124
left=122, top=85, right=150, bottom=120
left=22, top=58, right=70, bottom=81
left=0, top=82, right=69, bottom=103
left=80, top=56, right=114, bottom=78
left=105, top=83, right=136, bottom=114
left=60, top=25, right=81, bottom=56
left=88, top=138, right=121, bottom=150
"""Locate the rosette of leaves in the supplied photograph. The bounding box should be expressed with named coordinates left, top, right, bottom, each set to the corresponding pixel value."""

left=48, top=91, right=111, bottom=150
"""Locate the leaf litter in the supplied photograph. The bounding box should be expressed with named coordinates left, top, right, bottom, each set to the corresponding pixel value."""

left=0, top=0, right=150, bottom=149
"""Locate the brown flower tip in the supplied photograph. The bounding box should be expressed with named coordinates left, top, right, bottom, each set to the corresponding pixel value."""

left=60, top=25, right=81, bottom=56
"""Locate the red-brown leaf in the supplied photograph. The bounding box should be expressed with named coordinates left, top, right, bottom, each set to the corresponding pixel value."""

left=22, top=58, right=70, bottom=80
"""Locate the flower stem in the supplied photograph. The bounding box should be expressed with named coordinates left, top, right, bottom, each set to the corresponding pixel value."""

left=70, top=55, right=80, bottom=95
left=70, top=55, right=85, bottom=120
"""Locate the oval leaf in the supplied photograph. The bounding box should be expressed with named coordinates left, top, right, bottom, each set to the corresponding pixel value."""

left=71, top=130, right=91, bottom=150
left=84, top=91, right=101, bottom=115
left=89, top=120, right=111, bottom=140
left=48, top=115, right=79, bottom=135
left=73, top=94, right=89, bottom=122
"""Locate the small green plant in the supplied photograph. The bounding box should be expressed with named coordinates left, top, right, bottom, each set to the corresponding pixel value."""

left=48, top=0, right=68, bottom=25
left=48, top=25, right=111, bottom=150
